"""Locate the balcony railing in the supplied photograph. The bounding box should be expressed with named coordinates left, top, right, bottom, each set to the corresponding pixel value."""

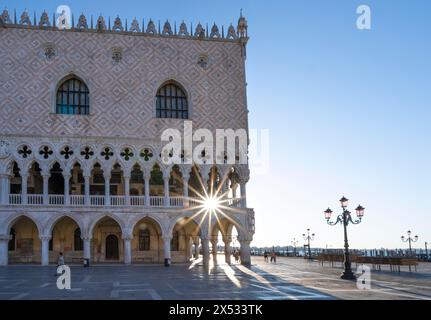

left=130, top=196, right=145, bottom=206
left=169, top=196, right=183, bottom=207
left=49, top=195, right=64, bottom=205
left=90, top=195, right=105, bottom=206
left=110, top=196, right=125, bottom=206
left=5, top=194, right=241, bottom=208
left=4, top=194, right=243, bottom=208
left=149, top=196, right=164, bottom=207
left=70, top=195, right=85, bottom=206
left=9, top=194, right=21, bottom=205
left=28, top=194, right=43, bottom=205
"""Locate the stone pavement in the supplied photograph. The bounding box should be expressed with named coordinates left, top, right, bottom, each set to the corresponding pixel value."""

left=0, top=256, right=430, bottom=300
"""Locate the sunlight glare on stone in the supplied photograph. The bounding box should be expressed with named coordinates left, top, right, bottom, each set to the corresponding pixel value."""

left=204, top=196, right=220, bottom=211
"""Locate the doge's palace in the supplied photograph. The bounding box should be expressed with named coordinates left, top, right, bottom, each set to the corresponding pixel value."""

left=0, top=9, right=254, bottom=266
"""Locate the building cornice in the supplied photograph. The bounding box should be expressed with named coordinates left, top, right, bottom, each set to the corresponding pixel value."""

left=0, top=9, right=249, bottom=45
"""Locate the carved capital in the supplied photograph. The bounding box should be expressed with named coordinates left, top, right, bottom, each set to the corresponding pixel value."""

left=162, top=235, right=172, bottom=242
left=0, top=234, right=12, bottom=241
left=39, top=235, right=52, bottom=242
left=122, top=234, right=133, bottom=241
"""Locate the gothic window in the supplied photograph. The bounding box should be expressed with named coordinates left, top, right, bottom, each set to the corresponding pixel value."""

left=8, top=228, right=15, bottom=251
left=139, top=229, right=150, bottom=251
left=56, top=77, right=89, bottom=115
left=74, top=228, right=83, bottom=251
left=171, top=231, right=179, bottom=251
left=130, top=164, right=143, bottom=184
left=92, top=164, right=104, bottom=184
left=156, top=82, right=188, bottom=119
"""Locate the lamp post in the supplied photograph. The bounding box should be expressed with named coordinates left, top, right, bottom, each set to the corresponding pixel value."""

left=291, top=238, right=299, bottom=257
left=324, top=196, right=365, bottom=280
left=425, top=242, right=429, bottom=260
left=302, top=229, right=315, bottom=260
left=401, top=230, right=418, bottom=257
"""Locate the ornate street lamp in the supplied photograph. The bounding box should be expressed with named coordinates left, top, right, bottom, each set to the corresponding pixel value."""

left=401, top=230, right=418, bottom=256
left=302, top=229, right=315, bottom=260
left=291, top=238, right=299, bottom=257
left=324, top=196, right=365, bottom=280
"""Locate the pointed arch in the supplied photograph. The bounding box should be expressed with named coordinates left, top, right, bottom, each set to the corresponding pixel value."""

left=155, top=79, right=189, bottom=119
left=87, top=214, right=125, bottom=236
left=129, top=215, right=165, bottom=236
left=44, top=213, right=84, bottom=236
left=54, top=73, right=90, bottom=115
left=3, top=214, right=43, bottom=236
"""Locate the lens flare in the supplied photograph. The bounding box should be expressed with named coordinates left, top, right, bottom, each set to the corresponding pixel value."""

left=204, top=196, right=220, bottom=211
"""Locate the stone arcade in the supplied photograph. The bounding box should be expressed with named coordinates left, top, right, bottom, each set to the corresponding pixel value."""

left=0, top=9, right=254, bottom=266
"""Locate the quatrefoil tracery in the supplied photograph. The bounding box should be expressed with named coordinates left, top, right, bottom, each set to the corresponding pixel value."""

left=18, top=145, right=32, bottom=158
left=80, top=147, right=94, bottom=160
left=101, top=147, right=114, bottom=160
left=39, top=146, right=53, bottom=159
left=120, top=148, right=134, bottom=161
left=140, top=148, right=154, bottom=161
left=60, top=146, right=74, bottom=159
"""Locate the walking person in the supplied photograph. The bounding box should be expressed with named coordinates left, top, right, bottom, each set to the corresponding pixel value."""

left=57, top=252, right=65, bottom=266
left=234, top=250, right=240, bottom=263
left=264, top=251, right=268, bottom=262
left=54, top=252, right=65, bottom=276
left=270, top=251, right=276, bottom=263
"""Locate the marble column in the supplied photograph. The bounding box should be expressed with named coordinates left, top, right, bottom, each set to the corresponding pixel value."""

left=104, top=173, right=111, bottom=206
left=0, top=175, right=5, bottom=205
left=232, top=183, right=237, bottom=199
left=240, top=182, right=247, bottom=208
left=42, top=174, right=49, bottom=205
left=64, top=174, right=71, bottom=205
left=163, top=176, right=170, bottom=207
left=201, top=236, right=210, bottom=267
left=162, top=235, right=172, bottom=265
left=144, top=174, right=150, bottom=207
left=124, top=175, right=130, bottom=206
left=83, top=236, right=91, bottom=261
left=0, top=174, right=9, bottom=205
left=223, top=236, right=232, bottom=264
left=4, top=175, right=11, bottom=204
left=84, top=175, right=90, bottom=206
left=193, top=237, right=200, bottom=259
left=211, top=238, right=218, bottom=265
left=0, top=235, right=11, bottom=266
left=182, top=174, right=189, bottom=207
left=123, top=234, right=133, bottom=264
left=40, top=235, right=52, bottom=266
left=239, top=239, right=251, bottom=266
left=21, top=174, right=28, bottom=205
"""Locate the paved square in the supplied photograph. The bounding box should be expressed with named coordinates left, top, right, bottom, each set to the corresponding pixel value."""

left=0, top=256, right=430, bottom=300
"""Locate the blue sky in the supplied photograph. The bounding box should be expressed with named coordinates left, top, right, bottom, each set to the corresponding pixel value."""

left=3, top=0, right=430, bottom=249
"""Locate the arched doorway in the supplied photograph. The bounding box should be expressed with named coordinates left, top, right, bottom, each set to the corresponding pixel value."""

left=105, top=235, right=119, bottom=260
left=92, top=216, right=122, bottom=262
left=8, top=216, right=40, bottom=264
left=131, top=217, right=163, bottom=263
left=50, top=216, right=82, bottom=263
left=170, top=217, right=200, bottom=263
